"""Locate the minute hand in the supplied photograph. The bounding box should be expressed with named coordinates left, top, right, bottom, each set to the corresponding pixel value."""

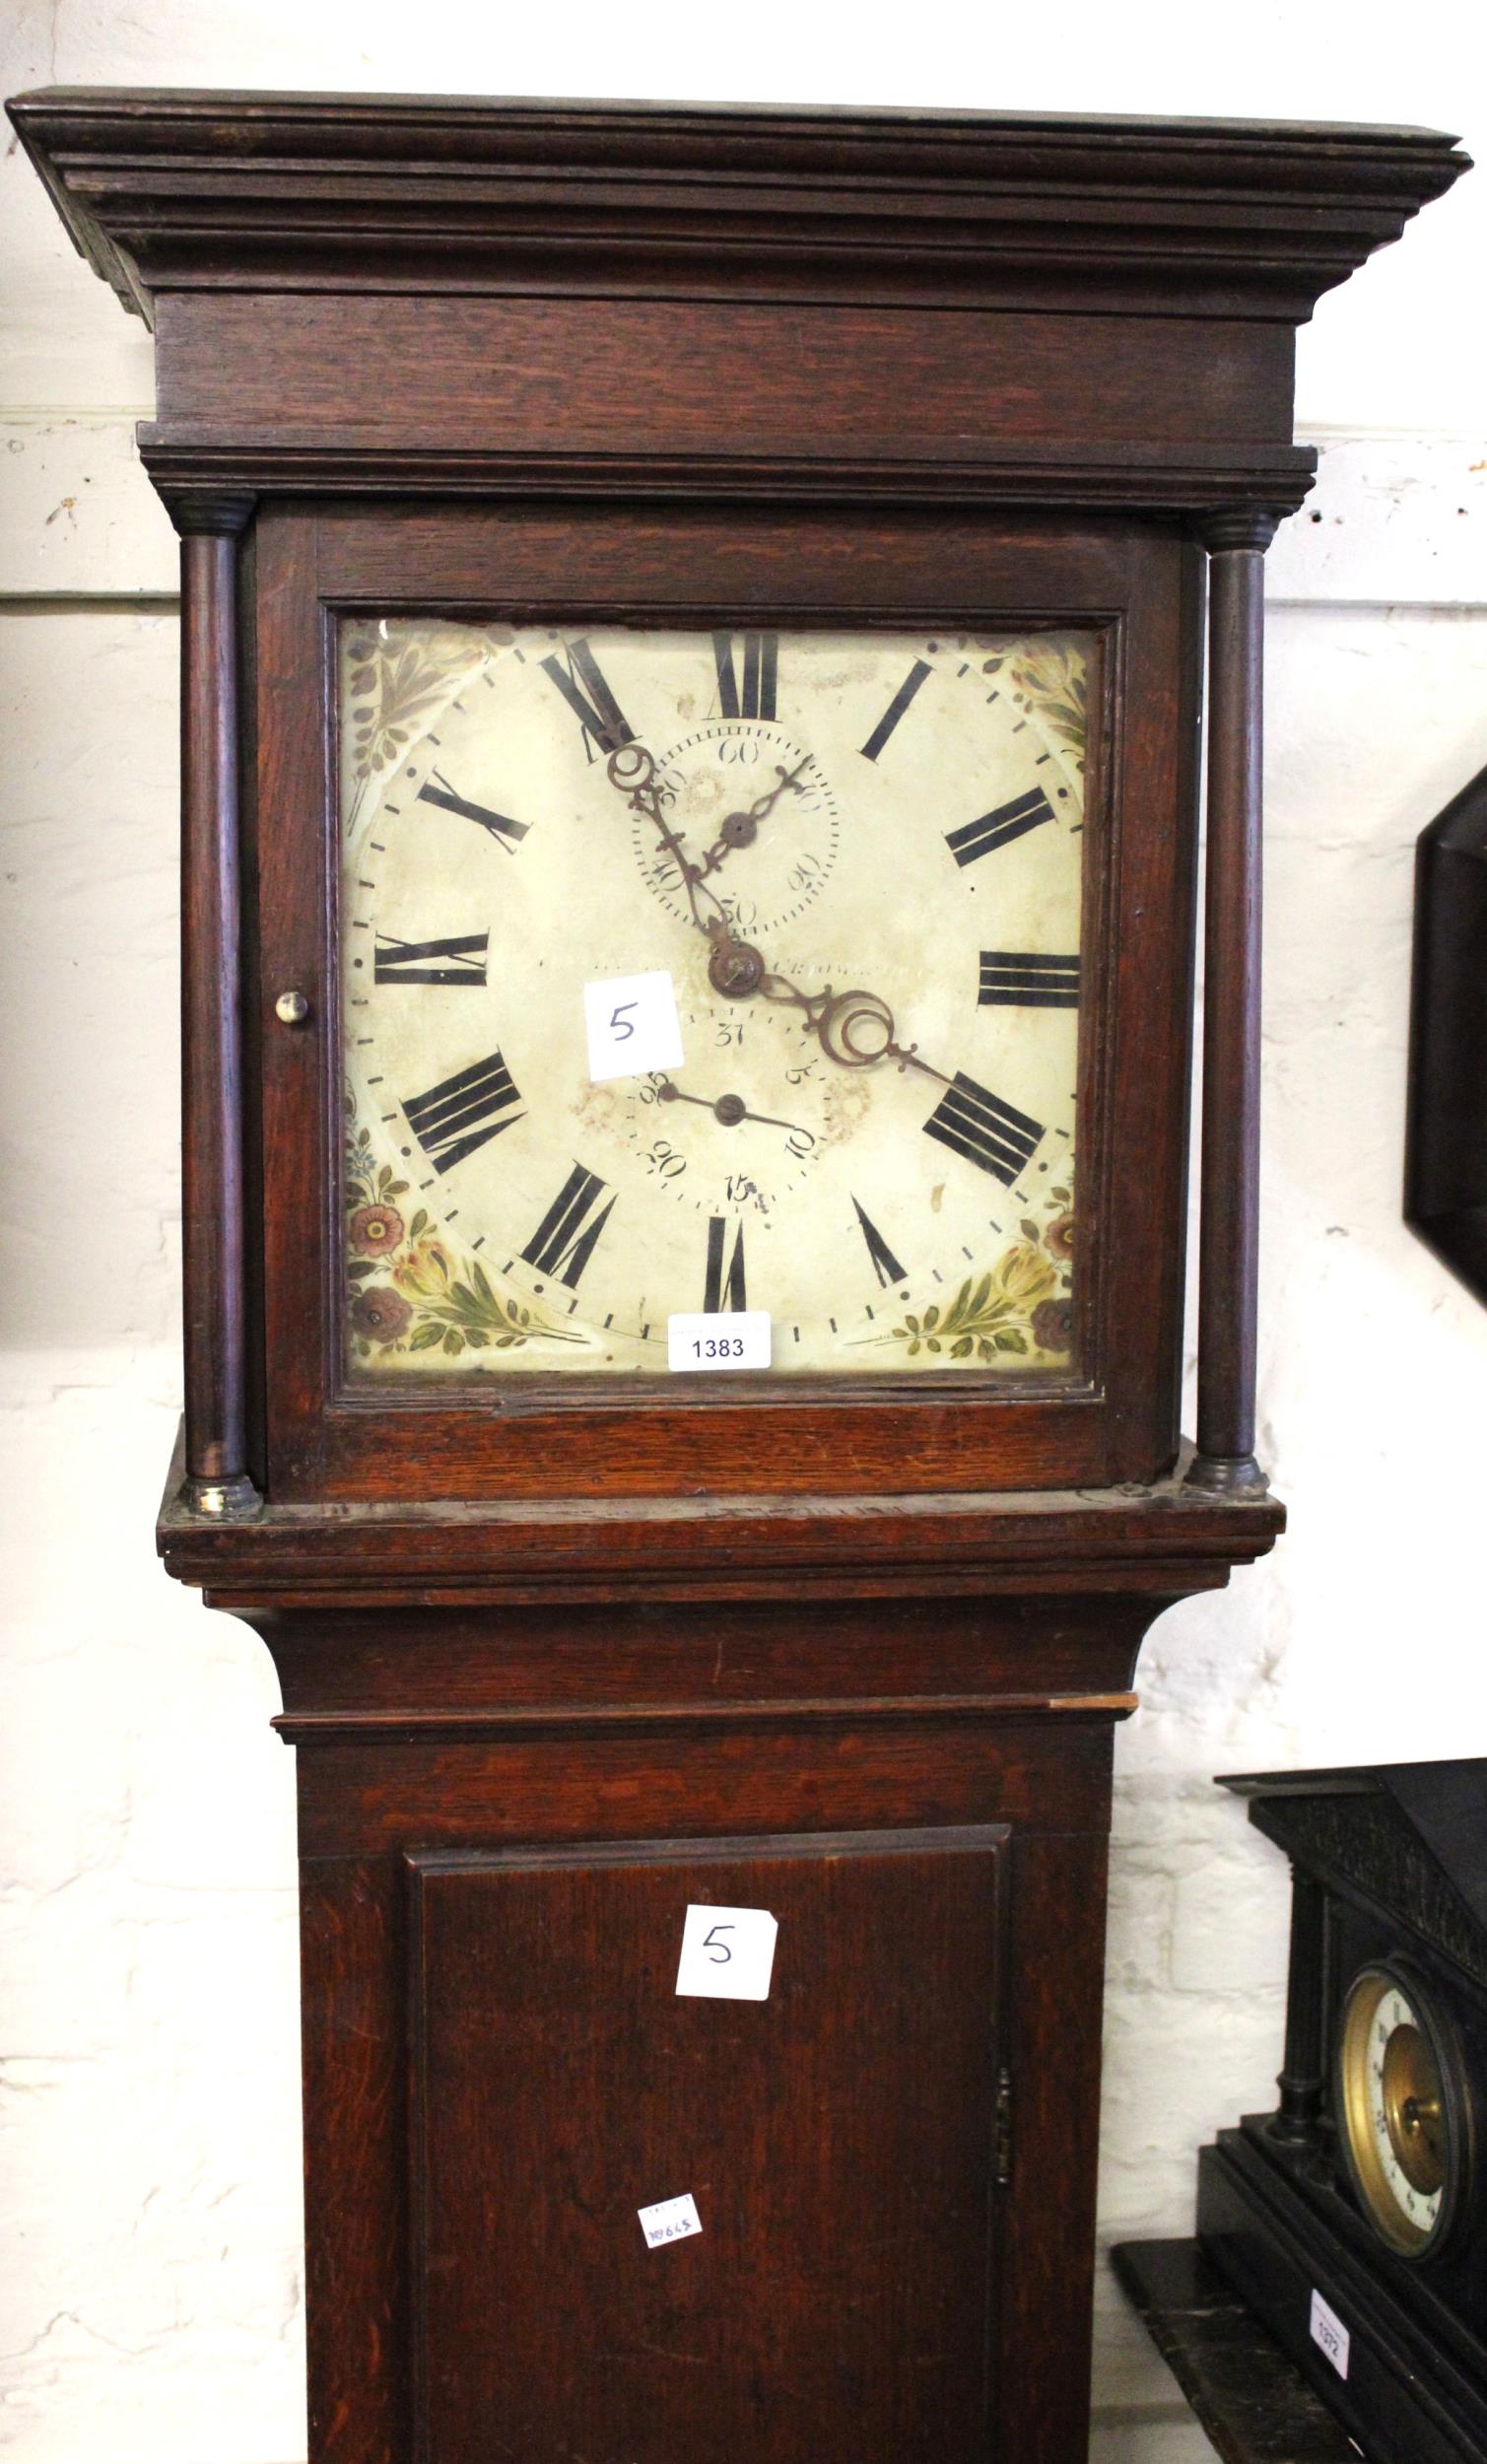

left=709, top=935, right=953, bottom=1092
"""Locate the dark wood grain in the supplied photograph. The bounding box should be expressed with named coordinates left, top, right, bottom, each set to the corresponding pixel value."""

left=155, top=1433, right=1284, bottom=1606
left=286, top=1702, right=1116, bottom=2463
left=408, top=1828, right=1006, bottom=2464
left=176, top=507, right=257, bottom=1512
left=7, top=91, right=1466, bottom=326
left=1000, top=1825, right=1113, bottom=2458
left=300, top=1856, right=407, bottom=2464
left=1188, top=516, right=1275, bottom=1492
left=140, top=436, right=1322, bottom=519
left=149, top=294, right=1296, bottom=452
left=10, top=85, right=1464, bottom=2464
left=249, top=503, right=1190, bottom=1503
left=290, top=1714, right=1114, bottom=1863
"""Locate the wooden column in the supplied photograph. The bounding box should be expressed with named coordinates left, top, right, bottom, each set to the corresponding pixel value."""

left=174, top=495, right=259, bottom=1518
left=1186, top=511, right=1279, bottom=1497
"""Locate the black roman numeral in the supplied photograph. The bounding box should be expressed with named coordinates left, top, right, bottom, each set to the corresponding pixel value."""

left=946, top=787, right=1054, bottom=868
left=851, top=1196, right=908, bottom=1289
left=374, top=930, right=489, bottom=988
left=519, top=1163, right=616, bottom=1289
left=402, top=1051, right=523, bottom=1175
left=417, top=771, right=528, bottom=851
left=539, top=640, right=634, bottom=759
left=859, top=659, right=932, bottom=762
left=922, top=1072, right=1045, bottom=1187
left=979, top=950, right=1081, bottom=1008
left=712, top=630, right=778, bottom=720
left=704, top=1217, right=748, bottom=1313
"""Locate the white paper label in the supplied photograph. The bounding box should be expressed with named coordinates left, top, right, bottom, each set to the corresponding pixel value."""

left=1310, top=2288, right=1350, bottom=2379
left=638, top=2193, right=703, bottom=2250
left=676, top=1904, right=779, bottom=2002
left=667, top=1311, right=772, bottom=1372
left=584, top=970, right=685, bottom=1083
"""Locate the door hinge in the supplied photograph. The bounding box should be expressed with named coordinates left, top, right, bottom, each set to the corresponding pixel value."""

left=994, top=2064, right=1013, bottom=2188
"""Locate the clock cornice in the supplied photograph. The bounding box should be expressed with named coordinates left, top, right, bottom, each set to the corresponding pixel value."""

left=7, top=88, right=1469, bottom=326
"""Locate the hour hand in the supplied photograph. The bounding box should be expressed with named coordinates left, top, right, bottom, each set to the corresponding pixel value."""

left=604, top=745, right=723, bottom=941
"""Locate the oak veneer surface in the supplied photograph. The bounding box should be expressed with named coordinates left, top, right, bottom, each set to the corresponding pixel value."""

left=151, top=296, right=1296, bottom=452
left=14, top=84, right=1452, bottom=2464
left=409, top=1829, right=1006, bottom=2464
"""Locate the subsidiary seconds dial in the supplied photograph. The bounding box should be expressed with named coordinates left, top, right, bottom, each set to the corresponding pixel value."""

left=638, top=715, right=839, bottom=936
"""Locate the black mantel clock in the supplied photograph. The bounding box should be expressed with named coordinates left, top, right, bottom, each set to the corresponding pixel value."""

left=1199, top=1762, right=1487, bottom=2464
left=6, top=89, right=1468, bottom=2464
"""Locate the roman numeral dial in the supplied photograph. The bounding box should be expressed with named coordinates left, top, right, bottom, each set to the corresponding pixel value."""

left=852, top=1196, right=908, bottom=1290
left=946, top=787, right=1054, bottom=868
left=979, top=950, right=1080, bottom=1008
left=540, top=640, right=633, bottom=757
left=712, top=631, right=778, bottom=720
left=922, top=1073, right=1046, bottom=1187
left=375, top=930, right=489, bottom=987
left=704, top=1219, right=748, bottom=1314
left=402, top=1052, right=523, bottom=1176
left=860, top=659, right=931, bottom=763
left=521, top=1165, right=616, bottom=1289
left=418, top=772, right=528, bottom=851
left=343, top=618, right=1085, bottom=1379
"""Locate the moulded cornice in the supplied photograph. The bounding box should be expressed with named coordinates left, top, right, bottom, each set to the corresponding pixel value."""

left=138, top=433, right=1322, bottom=519
left=6, top=88, right=1471, bottom=326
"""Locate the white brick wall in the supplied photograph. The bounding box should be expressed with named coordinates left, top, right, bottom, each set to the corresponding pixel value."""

left=2, top=5, right=1484, bottom=2459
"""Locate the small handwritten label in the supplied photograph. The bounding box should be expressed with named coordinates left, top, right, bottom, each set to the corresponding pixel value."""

left=638, top=2193, right=703, bottom=2250
left=667, top=1311, right=772, bottom=1372
left=676, top=1904, right=779, bottom=2002
left=1310, top=2288, right=1350, bottom=2379
left=584, top=971, right=684, bottom=1083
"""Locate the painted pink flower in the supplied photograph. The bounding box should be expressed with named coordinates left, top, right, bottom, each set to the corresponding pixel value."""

left=349, top=1286, right=412, bottom=1343
left=350, top=1201, right=404, bottom=1258
left=1032, top=1298, right=1073, bottom=1355
left=1045, top=1214, right=1075, bottom=1263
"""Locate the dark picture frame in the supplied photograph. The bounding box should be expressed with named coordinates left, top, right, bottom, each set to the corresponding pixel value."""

left=1405, top=762, right=1487, bottom=1307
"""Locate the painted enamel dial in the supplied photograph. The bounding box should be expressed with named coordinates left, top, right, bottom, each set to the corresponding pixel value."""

left=339, top=620, right=1089, bottom=1378
left=1336, top=1964, right=1465, bottom=2257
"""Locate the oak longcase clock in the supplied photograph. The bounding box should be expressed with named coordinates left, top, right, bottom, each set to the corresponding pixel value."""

left=9, top=87, right=1466, bottom=2464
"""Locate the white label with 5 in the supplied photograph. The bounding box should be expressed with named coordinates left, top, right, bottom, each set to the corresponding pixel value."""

left=675, top=1904, right=779, bottom=2002
left=583, top=970, right=685, bottom=1083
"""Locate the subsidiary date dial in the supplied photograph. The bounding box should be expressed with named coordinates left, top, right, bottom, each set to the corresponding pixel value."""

left=340, top=619, right=1087, bottom=1378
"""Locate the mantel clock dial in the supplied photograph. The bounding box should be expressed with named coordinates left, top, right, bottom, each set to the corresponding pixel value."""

left=340, top=619, right=1087, bottom=1381
left=1336, top=1960, right=1471, bottom=2259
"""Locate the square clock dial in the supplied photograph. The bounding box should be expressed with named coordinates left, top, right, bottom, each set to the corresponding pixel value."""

left=340, top=620, right=1088, bottom=1380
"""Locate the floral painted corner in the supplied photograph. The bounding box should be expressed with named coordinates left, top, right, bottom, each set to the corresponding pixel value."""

left=341, top=619, right=515, bottom=836
left=978, top=636, right=1087, bottom=774
left=343, top=1111, right=585, bottom=1366
left=884, top=1181, right=1075, bottom=1368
